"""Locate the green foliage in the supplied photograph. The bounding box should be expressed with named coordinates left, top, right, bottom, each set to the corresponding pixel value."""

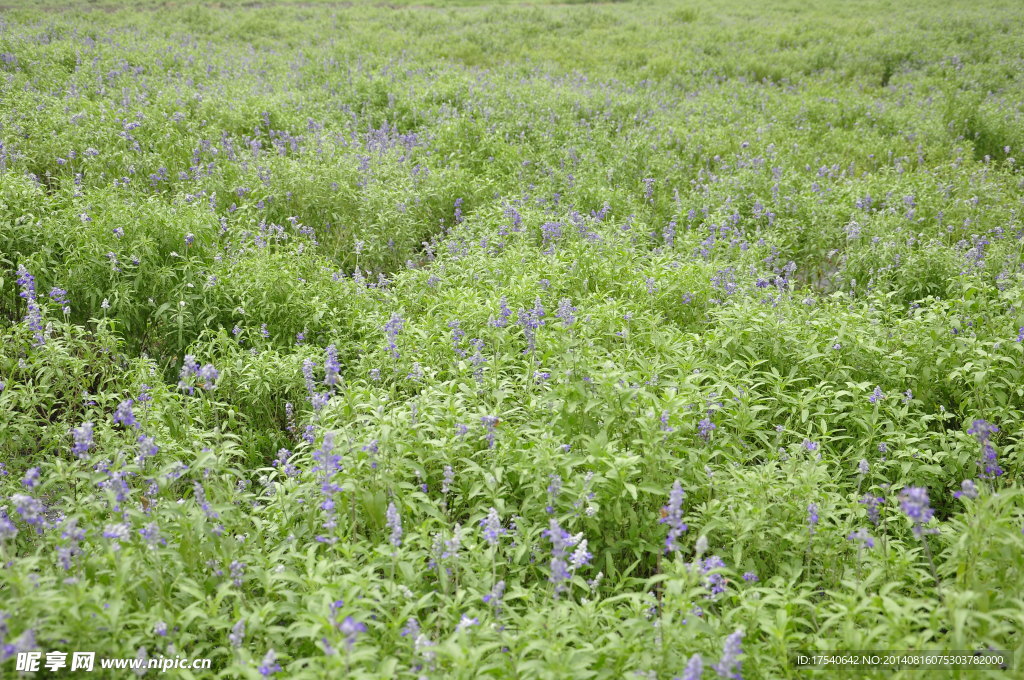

left=1, top=0, right=1023, bottom=678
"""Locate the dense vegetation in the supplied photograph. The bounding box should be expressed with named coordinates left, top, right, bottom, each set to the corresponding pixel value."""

left=2, top=0, right=1023, bottom=677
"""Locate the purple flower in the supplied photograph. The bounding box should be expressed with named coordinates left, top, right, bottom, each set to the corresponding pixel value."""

left=481, top=415, right=500, bottom=449
left=338, top=616, right=366, bottom=649
left=848, top=527, right=874, bottom=549
left=230, top=560, right=246, bottom=587
left=153, top=621, right=168, bottom=637
left=49, top=287, right=70, bottom=315
left=802, top=439, right=818, bottom=452
left=953, top=479, right=978, bottom=500
left=742, top=571, right=758, bottom=583
left=860, top=494, right=883, bottom=525
left=858, top=459, right=870, bottom=475
left=967, top=419, right=1002, bottom=478
left=807, top=503, right=819, bottom=535
left=491, top=296, right=512, bottom=328
left=713, top=630, right=744, bottom=679
left=71, top=422, right=94, bottom=459
left=555, top=298, right=576, bottom=327
left=21, top=467, right=39, bottom=489
left=136, top=435, right=158, bottom=465
left=324, top=345, right=341, bottom=386
left=12, top=494, right=45, bottom=529
left=384, top=313, right=405, bottom=359
left=0, top=508, right=18, bottom=541
left=113, top=399, right=140, bottom=429
left=546, top=473, right=562, bottom=514
left=386, top=502, right=402, bottom=547
left=480, top=507, right=506, bottom=546
left=898, top=486, right=934, bottom=536
left=660, top=481, right=688, bottom=553
left=698, top=418, right=716, bottom=441
left=442, top=465, right=455, bottom=494
left=868, top=386, right=885, bottom=404
left=699, top=556, right=727, bottom=599
left=229, top=620, right=245, bottom=648
left=483, top=580, right=506, bottom=614
left=258, top=650, right=281, bottom=677
left=139, top=522, right=166, bottom=548
left=543, top=518, right=584, bottom=596
left=16, top=265, right=45, bottom=347
left=676, top=654, right=703, bottom=680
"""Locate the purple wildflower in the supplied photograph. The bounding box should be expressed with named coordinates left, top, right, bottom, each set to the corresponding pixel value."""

left=677, top=654, right=703, bottom=680
left=481, top=415, right=500, bottom=449
left=713, top=630, right=744, bottom=679
left=21, top=467, right=39, bottom=489
left=807, top=503, right=819, bottom=535
left=898, top=487, right=934, bottom=536
left=257, top=650, right=281, bottom=677
left=113, top=399, right=140, bottom=429
left=860, top=494, right=883, bottom=525
left=338, top=617, right=366, bottom=650
left=868, top=386, right=885, bottom=404
left=555, top=298, right=576, bottom=327
left=953, top=479, right=978, bottom=500
left=480, top=507, right=506, bottom=546
left=16, top=265, right=45, bottom=347
left=71, top=422, right=94, bottom=459
left=660, top=480, right=688, bottom=553
left=698, top=418, right=716, bottom=441
left=967, top=419, right=1002, bottom=478
left=229, top=620, right=245, bottom=648
left=386, top=502, right=402, bottom=547
left=848, top=528, right=874, bottom=549
left=384, top=313, right=405, bottom=358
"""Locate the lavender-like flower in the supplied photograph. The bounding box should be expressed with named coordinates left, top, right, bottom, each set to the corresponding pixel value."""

left=12, top=494, right=45, bottom=530
left=480, top=507, right=506, bottom=546
left=442, top=465, right=455, bottom=494
left=967, top=419, right=1002, bottom=478
left=71, top=422, right=94, bottom=459
left=21, top=467, right=39, bottom=489
left=676, top=654, right=703, bottom=680
left=868, top=386, right=885, bottom=404
left=860, top=494, right=883, bottom=525
left=49, top=287, right=70, bottom=315
left=386, top=502, right=402, bottom=547
left=483, top=580, right=506, bottom=614
left=954, top=479, right=979, bottom=500
left=324, top=345, right=341, bottom=386
left=555, top=298, right=576, bottom=328
left=258, top=650, right=281, bottom=677
left=713, top=630, right=744, bottom=679
left=660, top=480, right=688, bottom=553
left=481, top=415, right=500, bottom=449
left=16, top=265, right=45, bottom=347
left=383, top=313, right=405, bottom=359
left=229, top=619, right=245, bottom=648
left=543, top=518, right=585, bottom=596
left=338, top=617, right=366, bottom=650
left=847, top=527, right=875, bottom=549
left=698, top=418, right=716, bottom=442
left=807, top=503, right=819, bottom=535
left=546, top=473, right=562, bottom=514
left=113, top=399, right=140, bottom=429
left=0, top=508, right=18, bottom=542
left=898, top=486, right=934, bottom=536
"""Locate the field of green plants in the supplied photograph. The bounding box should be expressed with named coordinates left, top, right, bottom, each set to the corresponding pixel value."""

left=2, top=0, right=1023, bottom=677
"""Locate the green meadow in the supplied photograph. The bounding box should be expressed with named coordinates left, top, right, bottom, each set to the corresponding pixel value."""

left=1, top=0, right=1023, bottom=677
